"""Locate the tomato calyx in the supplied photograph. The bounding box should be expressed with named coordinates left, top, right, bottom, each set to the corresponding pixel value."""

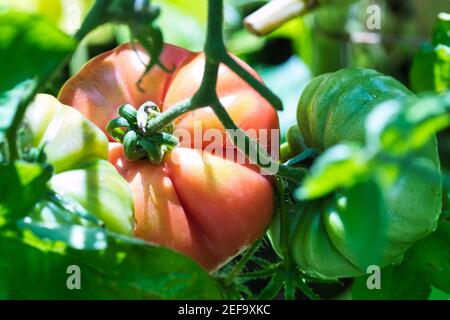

left=106, top=102, right=178, bottom=163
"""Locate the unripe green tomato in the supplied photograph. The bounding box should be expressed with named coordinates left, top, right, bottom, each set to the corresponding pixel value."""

left=23, top=94, right=134, bottom=235
left=271, top=68, right=442, bottom=279
left=49, top=159, right=134, bottom=235
left=24, top=94, right=108, bottom=173
left=280, top=124, right=306, bottom=162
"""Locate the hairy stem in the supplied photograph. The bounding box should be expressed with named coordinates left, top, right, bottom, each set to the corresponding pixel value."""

left=223, top=238, right=262, bottom=287
left=146, top=99, right=199, bottom=133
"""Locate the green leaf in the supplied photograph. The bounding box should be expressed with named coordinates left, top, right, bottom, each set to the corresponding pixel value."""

left=296, top=143, right=369, bottom=200
left=352, top=219, right=450, bottom=299
left=432, top=12, right=450, bottom=47
left=410, top=44, right=450, bottom=94
left=0, top=231, right=223, bottom=299
left=20, top=193, right=108, bottom=251
left=0, top=80, right=36, bottom=136
left=366, top=95, right=450, bottom=156
left=328, top=180, right=387, bottom=270
left=410, top=13, right=450, bottom=93
left=0, top=10, right=76, bottom=92
left=352, top=264, right=431, bottom=300
left=0, top=161, right=52, bottom=226
left=406, top=219, right=450, bottom=293
left=429, top=287, right=450, bottom=300
left=257, top=270, right=284, bottom=300
left=0, top=10, right=76, bottom=135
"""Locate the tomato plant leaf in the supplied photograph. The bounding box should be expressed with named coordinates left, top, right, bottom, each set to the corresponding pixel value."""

left=432, top=12, right=450, bottom=47
left=18, top=193, right=108, bottom=251
left=296, top=143, right=369, bottom=200
left=0, top=161, right=52, bottom=226
left=367, top=95, right=450, bottom=156
left=352, top=219, right=450, bottom=299
left=257, top=270, right=284, bottom=300
left=429, top=287, right=450, bottom=300
left=410, top=13, right=449, bottom=93
left=351, top=264, right=431, bottom=300
left=0, top=230, right=223, bottom=299
left=0, top=10, right=75, bottom=135
left=405, top=219, right=450, bottom=293
left=327, top=180, right=387, bottom=270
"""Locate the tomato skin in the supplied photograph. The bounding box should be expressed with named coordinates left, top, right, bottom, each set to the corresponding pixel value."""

left=163, top=53, right=279, bottom=151
left=59, top=43, right=194, bottom=141
left=109, top=143, right=274, bottom=271
left=23, top=94, right=134, bottom=235
left=271, top=68, right=442, bottom=280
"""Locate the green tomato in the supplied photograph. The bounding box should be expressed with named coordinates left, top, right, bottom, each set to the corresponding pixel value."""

left=271, top=68, right=442, bottom=279
left=49, top=159, right=134, bottom=235
left=23, top=94, right=134, bottom=235
left=280, top=124, right=306, bottom=162
left=24, top=94, right=108, bottom=173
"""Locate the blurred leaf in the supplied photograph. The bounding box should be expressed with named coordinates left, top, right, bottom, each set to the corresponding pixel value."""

left=227, top=29, right=265, bottom=56
left=330, top=180, right=387, bottom=269
left=432, top=12, right=450, bottom=47
left=159, top=2, right=205, bottom=51
left=406, top=219, right=450, bottom=293
left=352, top=264, right=431, bottom=300
left=159, top=0, right=206, bottom=24
left=366, top=95, right=450, bottom=156
left=0, top=161, right=52, bottom=226
left=429, top=287, right=450, bottom=300
left=297, top=143, right=368, bottom=200
left=0, top=10, right=76, bottom=92
left=410, top=13, right=450, bottom=93
left=152, top=0, right=206, bottom=51
left=352, top=218, right=450, bottom=299
left=0, top=0, right=93, bottom=34
left=410, top=44, right=450, bottom=93
left=0, top=10, right=76, bottom=137
left=20, top=223, right=107, bottom=251
left=0, top=230, right=223, bottom=299
left=19, top=192, right=108, bottom=251
left=0, top=80, right=36, bottom=135
left=258, top=57, right=311, bottom=138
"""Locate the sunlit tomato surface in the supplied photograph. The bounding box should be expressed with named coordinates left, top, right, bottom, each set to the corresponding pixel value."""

left=59, top=43, right=278, bottom=271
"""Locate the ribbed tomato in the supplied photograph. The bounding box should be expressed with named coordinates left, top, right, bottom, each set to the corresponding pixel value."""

left=59, top=43, right=278, bottom=271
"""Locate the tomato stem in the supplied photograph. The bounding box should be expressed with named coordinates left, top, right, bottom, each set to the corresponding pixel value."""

left=146, top=98, right=200, bottom=133
left=222, top=238, right=262, bottom=287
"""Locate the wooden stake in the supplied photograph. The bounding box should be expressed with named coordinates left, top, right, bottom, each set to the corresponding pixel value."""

left=244, top=0, right=309, bottom=36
